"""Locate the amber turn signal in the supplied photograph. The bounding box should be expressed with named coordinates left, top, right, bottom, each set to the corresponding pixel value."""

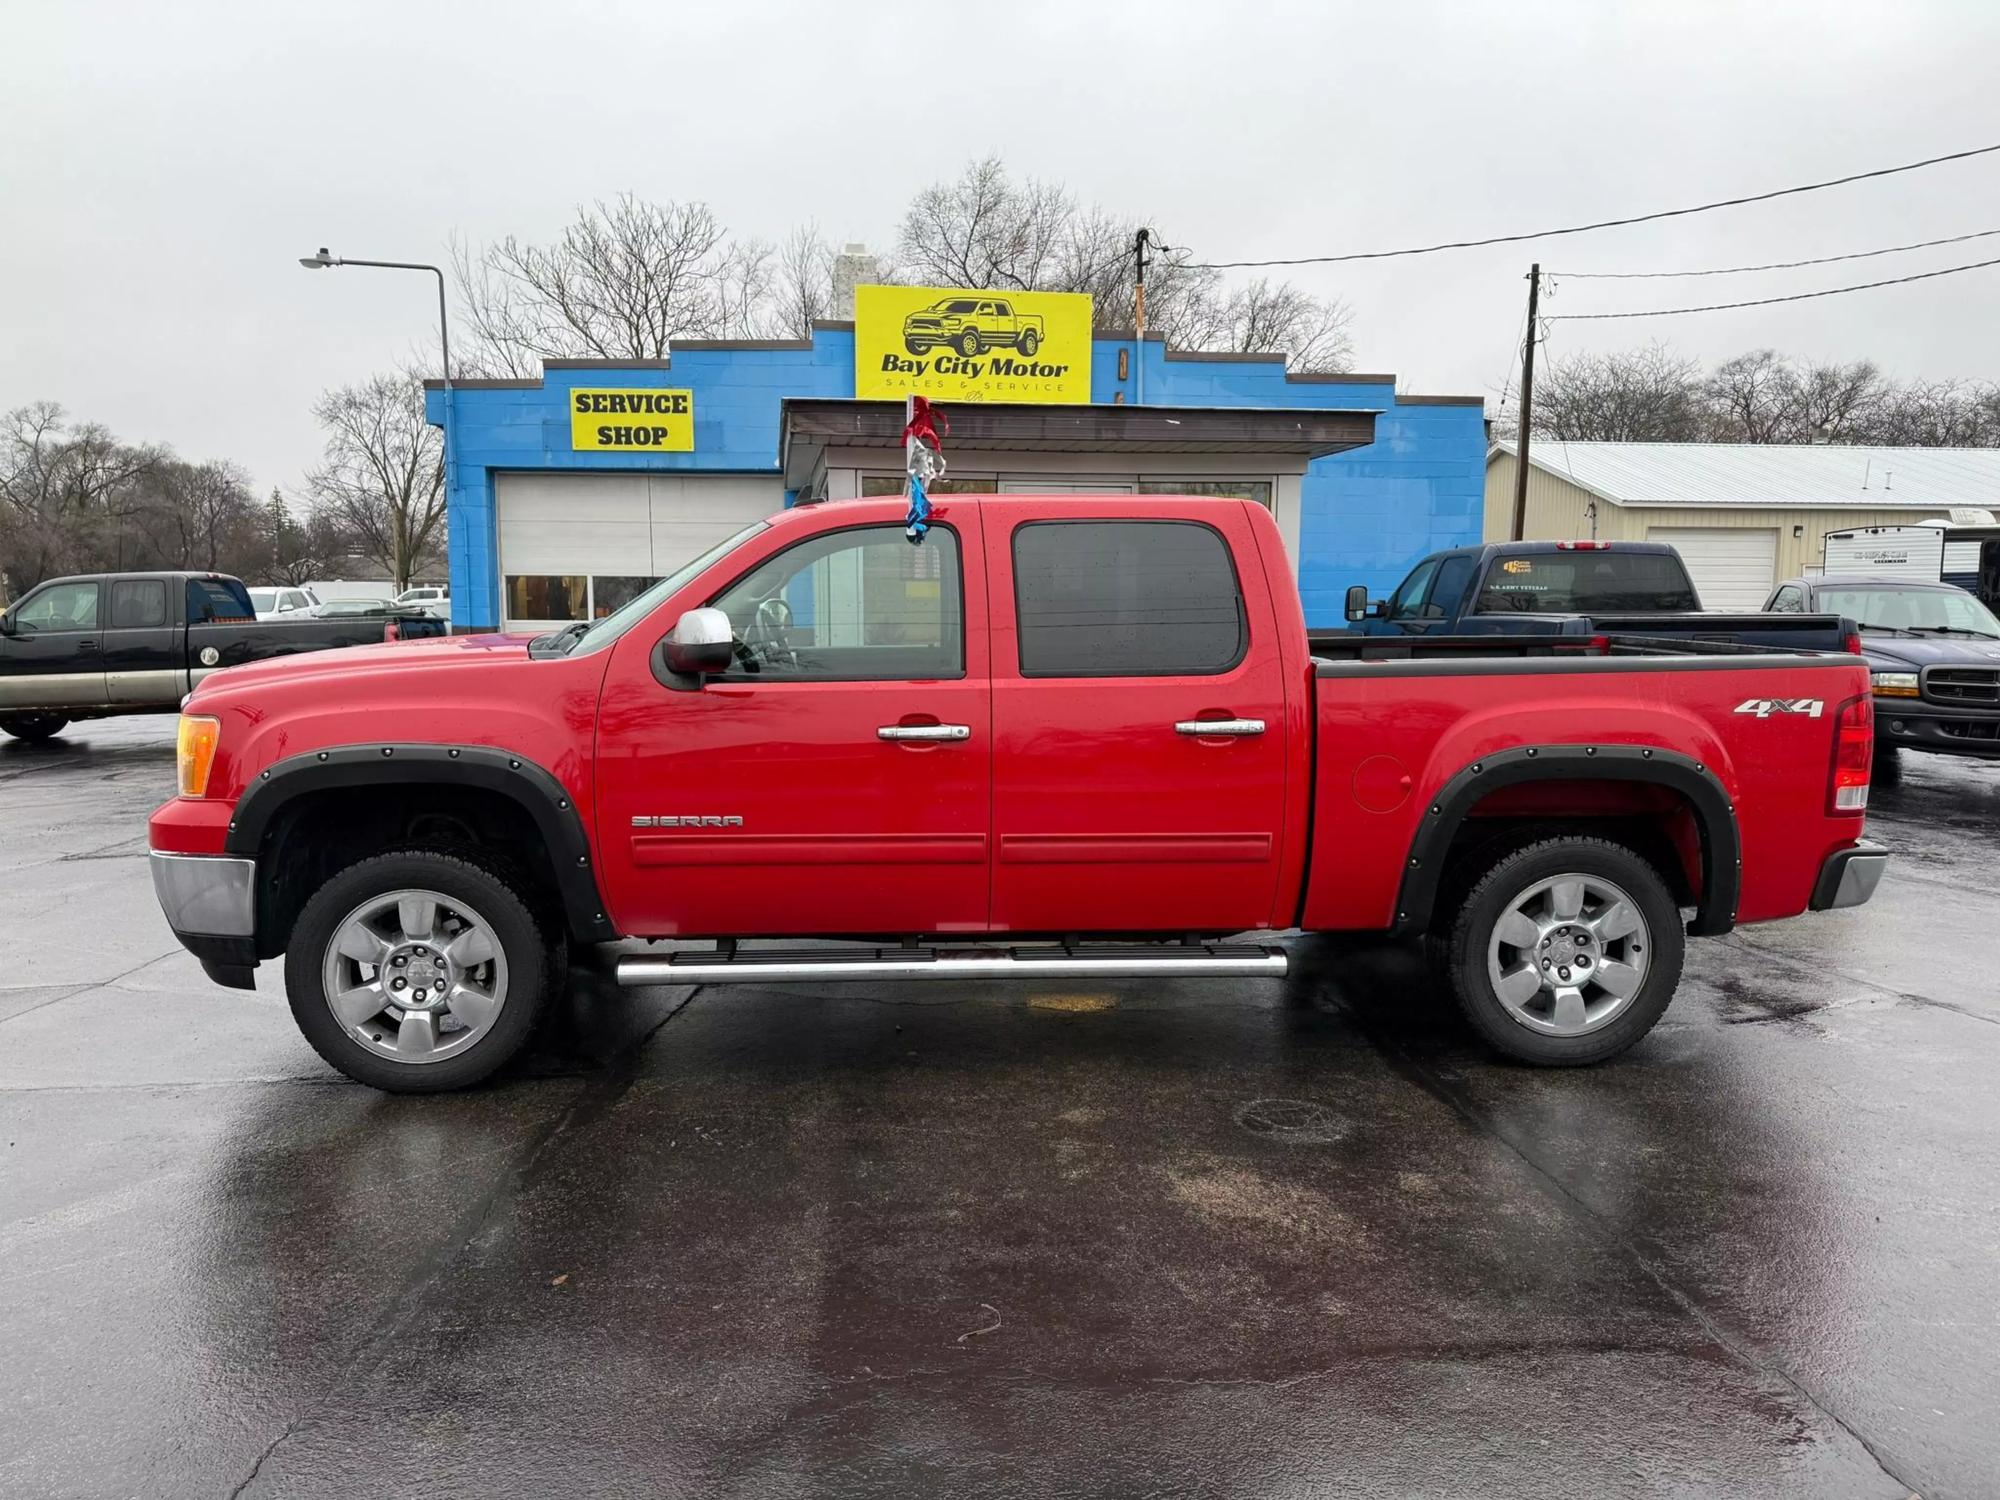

left=177, top=715, right=220, bottom=797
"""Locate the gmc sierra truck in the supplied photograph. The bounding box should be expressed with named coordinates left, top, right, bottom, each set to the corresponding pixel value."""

left=1341, top=540, right=1855, bottom=652
left=0, top=571, right=447, bottom=741
left=147, top=496, right=1884, bottom=1093
left=901, top=296, right=1045, bottom=358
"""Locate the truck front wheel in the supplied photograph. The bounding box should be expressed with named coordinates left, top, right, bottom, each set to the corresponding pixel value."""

left=1442, top=837, right=1683, bottom=1066
left=284, top=850, right=555, bottom=1093
left=956, top=330, right=982, bottom=357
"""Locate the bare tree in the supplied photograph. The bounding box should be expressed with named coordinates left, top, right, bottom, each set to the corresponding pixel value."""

left=1529, top=343, right=1706, bottom=441
left=306, top=373, right=445, bottom=591
left=1792, top=359, right=1886, bottom=441
left=0, top=402, right=161, bottom=593
left=454, top=196, right=750, bottom=373
left=263, top=489, right=351, bottom=586
left=140, top=460, right=260, bottom=572
left=895, top=157, right=1354, bottom=372
left=767, top=224, right=839, bottom=337
left=1703, top=349, right=1805, bottom=443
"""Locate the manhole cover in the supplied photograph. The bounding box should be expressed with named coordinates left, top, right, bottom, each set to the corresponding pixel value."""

left=1233, top=1098, right=1347, bottom=1144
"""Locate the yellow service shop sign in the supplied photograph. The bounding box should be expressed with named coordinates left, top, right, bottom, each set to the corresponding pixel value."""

left=855, top=285, right=1092, bottom=405
left=569, top=388, right=695, bottom=451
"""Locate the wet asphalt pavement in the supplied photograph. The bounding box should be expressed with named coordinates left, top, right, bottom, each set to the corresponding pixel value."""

left=2, top=719, right=1997, bottom=1498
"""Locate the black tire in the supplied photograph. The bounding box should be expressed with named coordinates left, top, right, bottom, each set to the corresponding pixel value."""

left=1017, top=328, right=1040, bottom=357
left=1442, top=836, right=1684, bottom=1067
left=1872, top=742, right=1902, bottom=785
left=956, top=330, right=982, bottom=357
left=904, top=337, right=928, bottom=355
left=0, top=712, right=69, bottom=742
left=284, top=849, right=555, bottom=1093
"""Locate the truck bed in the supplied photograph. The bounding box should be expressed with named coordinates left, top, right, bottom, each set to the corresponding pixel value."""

left=1299, top=636, right=1871, bottom=937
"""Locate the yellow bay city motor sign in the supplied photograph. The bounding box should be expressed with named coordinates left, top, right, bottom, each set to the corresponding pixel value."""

left=855, top=284, right=1092, bottom=405
left=569, top=388, right=695, bottom=451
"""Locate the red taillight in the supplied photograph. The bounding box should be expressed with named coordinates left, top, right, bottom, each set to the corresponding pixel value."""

left=1555, top=541, right=1612, bottom=551
left=1829, top=694, right=1872, bottom=814
left=1843, top=631, right=1863, bottom=655
left=385, top=619, right=400, bottom=642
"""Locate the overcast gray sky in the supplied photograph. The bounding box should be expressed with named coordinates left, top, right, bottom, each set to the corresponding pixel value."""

left=5, top=0, right=1998, bottom=495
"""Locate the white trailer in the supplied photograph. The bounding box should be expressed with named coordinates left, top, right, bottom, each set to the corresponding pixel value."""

left=1822, top=525, right=1946, bottom=582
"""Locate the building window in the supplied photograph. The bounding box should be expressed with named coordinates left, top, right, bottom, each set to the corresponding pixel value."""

left=506, top=575, right=587, bottom=622
left=591, top=576, right=661, bottom=618
left=1138, top=478, right=1274, bottom=509
left=860, top=474, right=998, bottom=497
left=1012, top=520, right=1246, bottom=677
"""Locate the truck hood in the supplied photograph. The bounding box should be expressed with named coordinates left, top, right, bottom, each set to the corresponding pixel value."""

left=1857, top=632, right=2000, bottom=670
left=190, top=631, right=536, bottom=700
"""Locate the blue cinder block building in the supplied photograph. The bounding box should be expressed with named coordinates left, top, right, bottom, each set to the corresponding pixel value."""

left=425, top=322, right=1485, bottom=633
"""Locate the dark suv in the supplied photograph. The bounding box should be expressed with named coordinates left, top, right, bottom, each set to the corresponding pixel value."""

left=1766, top=575, right=2000, bottom=765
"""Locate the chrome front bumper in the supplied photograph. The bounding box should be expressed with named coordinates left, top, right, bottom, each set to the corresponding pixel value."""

left=1809, top=841, right=1888, bottom=912
left=150, top=852, right=257, bottom=937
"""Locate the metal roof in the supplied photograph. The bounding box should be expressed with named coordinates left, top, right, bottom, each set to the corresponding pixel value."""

left=1492, top=440, right=2000, bottom=510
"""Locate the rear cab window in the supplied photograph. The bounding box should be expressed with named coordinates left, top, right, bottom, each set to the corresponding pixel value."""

left=1474, top=550, right=1699, bottom=614
left=186, top=578, right=256, bottom=623
left=1012, top=520, right=1246, bottom=676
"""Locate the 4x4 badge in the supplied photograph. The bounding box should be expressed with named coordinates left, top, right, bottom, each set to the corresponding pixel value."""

left=1733, top=698, right=1825, bottom=719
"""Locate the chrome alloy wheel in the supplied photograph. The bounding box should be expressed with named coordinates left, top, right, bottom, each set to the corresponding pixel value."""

left=1485, top=873, right=1651, bottom=1037
left=320, top=888, right=509, bottom=1064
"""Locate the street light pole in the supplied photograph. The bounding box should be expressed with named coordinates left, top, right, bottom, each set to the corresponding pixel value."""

left=299, top=249, right=454, bottom=598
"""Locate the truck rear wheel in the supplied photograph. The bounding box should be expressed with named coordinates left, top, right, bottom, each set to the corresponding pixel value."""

left=284, top=850, right=555, bottom=1093
left=1017, top=328, right=1039, bottom=356
left=0, top=713, right=69, bottom=742
left=1442, top=837, right=1683, bottom=1066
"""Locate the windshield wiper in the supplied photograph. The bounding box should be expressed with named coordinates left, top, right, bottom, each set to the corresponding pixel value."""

left=1903, top=625, right=2000, bottom=638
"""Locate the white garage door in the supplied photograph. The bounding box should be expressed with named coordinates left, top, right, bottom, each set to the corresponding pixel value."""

left=496, top=472, right=781, bottom=629
left=1644, top=527, right=1779, bottom=610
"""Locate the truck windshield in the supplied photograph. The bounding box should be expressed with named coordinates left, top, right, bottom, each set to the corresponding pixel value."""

left=1474, top=552, right=1699, bottom=614
left=564, top=522, right=770, bottom=657
left=248, top=590, right=277, bottom=612
left=1820, top=586, right=2000, bottom=638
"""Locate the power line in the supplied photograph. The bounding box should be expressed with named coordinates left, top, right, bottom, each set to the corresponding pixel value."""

left=1178, top=139, right=2000, bottom=269
left=1547, top=253, right=2000, bottom=320
left=1550, top=225, right=2000, bottom=278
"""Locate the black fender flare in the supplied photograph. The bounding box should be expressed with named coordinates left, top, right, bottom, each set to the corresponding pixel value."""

left=224, top=744, right=617, bottom=944
left=1393, top=744, right=1740, bottom=938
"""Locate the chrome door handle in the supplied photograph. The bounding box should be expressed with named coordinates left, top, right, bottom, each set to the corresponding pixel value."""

left=878, top=724, right=971, bottom=742
left=1175, top=718, right=1265, bottom=737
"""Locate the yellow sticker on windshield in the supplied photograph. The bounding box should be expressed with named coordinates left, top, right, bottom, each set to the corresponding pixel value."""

left=1502, top=558, right=1534, bottom=574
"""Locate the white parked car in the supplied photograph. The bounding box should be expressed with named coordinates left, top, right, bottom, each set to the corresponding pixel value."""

left=248, top=586, right=320, bottom=620
left=394, top=585, right=451, bottom=620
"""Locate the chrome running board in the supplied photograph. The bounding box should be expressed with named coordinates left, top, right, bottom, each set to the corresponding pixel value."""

left=616, top=943, right=1288, bottom=987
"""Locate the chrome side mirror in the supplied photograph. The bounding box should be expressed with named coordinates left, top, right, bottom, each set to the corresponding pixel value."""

left=662, top=607, right=733, bottom=678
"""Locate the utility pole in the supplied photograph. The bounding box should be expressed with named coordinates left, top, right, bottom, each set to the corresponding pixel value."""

left=1510, top=262, right=1541, bottom=541
left=1133, top=227, right=1151, bottom=406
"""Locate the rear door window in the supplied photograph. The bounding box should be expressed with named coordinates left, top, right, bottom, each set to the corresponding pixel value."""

left=1474, top=551, right=1699, bottom=614
left=109, top=579, right=168, bottom=628
left=1013, top=520, right=1245, bottom=676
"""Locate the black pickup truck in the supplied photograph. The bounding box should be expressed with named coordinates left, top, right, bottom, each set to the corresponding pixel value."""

left=1333, top=541, right=1855, bottom=653
left=0, top=571, right=446, bottom=741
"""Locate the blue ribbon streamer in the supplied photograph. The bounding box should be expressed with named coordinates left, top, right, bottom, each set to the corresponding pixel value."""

left=905, top=473, right=932, bottom=544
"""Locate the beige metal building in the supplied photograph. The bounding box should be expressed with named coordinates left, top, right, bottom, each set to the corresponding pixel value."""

left=1486, top=441, right=2000, bottom=608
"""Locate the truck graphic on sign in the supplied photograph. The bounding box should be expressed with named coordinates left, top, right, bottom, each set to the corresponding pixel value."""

left=902, top=297, right=1045, bottom=358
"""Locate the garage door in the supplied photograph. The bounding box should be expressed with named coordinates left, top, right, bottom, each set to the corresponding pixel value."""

left=496, top=473, right=781, bottom=629
left=1644, top=527, right=1778, bottom=610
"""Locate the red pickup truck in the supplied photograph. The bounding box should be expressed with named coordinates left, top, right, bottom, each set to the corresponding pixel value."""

left=148, top=495, right=1885, bottom=1092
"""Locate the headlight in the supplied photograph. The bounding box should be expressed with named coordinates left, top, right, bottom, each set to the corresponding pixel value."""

left=1871, top=672, right=1919, bottom=698
left=177, top=715, right=220, bottom=797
